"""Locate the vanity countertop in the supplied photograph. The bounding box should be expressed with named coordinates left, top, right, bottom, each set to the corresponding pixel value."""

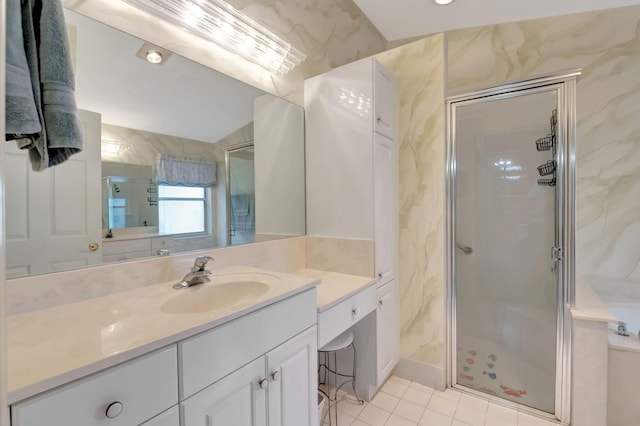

left=6, top=266, right=319, bottom=404
left=291, top=268, right=377, bottom=312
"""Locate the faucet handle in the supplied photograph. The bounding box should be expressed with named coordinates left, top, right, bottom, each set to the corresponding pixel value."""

left=193, top=256, right=215, bottom=271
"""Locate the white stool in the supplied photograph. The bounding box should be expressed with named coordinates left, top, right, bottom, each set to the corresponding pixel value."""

left=318, top=330, right=363, bottom=425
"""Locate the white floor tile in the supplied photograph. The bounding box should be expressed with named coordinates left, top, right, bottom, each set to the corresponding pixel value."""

left=322, top=410, right=355, bottom=426
left=518, top=411, right=551, bottom=426
left=409, top=382, right=436, bottom=395
left=486, top=403, right=518, bottom=423
left=453, top=404, right=485, bottom=426
left=352, top=420, right=371, bottom=426
left=393, top=399, right=426, bottom=423
left=458, top=394, right=488, bottom=413
left=358, top=404, right=392, bottom=426
left=403, top=388, right=433, bottom=407
left=419, top=409, right=453, bottom=426
left=385, top=414, right=419, bottom=426
left=427, top=393, right=458, bottom=418
left=371, top=391, right=400, bottom=413
left=338, top=399, right=367, bottom=418
left=451, top=420, right=472, bottom=426
left=382, top=379, right=410, bottom=398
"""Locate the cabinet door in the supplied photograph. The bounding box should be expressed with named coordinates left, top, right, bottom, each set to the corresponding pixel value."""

left=182, top=357, right=267, bottom=426
left=266, top=327, right=318, bottom=426
left=373, top=60, right=397, bottom=139
left=377, top=281, right=399, bottom=386
left=140, top=406, right=179, bottom=426
left=374, top=132, right=394, bottom=282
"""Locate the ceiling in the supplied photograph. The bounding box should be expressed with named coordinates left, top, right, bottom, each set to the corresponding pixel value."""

left=353, top=0, right=640, bottom=41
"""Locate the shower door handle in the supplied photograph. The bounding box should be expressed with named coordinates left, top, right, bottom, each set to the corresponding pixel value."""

left=551, top=246, right=563, bottom=271
left=456, top=243, right=473, bottom=255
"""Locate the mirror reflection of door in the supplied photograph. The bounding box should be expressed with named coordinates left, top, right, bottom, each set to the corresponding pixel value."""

left=225, top=143, right=255, bottom=246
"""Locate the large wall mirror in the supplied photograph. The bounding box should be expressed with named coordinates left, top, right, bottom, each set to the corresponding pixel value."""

left=4, top=9, right=305, bottom=279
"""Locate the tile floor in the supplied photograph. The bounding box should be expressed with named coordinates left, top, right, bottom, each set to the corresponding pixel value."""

left=321, top=375, right=561, bottom=426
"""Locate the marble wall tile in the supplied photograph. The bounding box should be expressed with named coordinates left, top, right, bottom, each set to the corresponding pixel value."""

left=305, top=236, right=374, bottom=277
left=447, top=5, right=640, bottom=299
left=62, top=0, right=386, bottom=105
left=375, top=34, right=447, bottom=368
left=6, top=236, right=306, bottom=315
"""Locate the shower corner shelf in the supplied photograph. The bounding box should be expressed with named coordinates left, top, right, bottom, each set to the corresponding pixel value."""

left=537, top=177, right=556, bottom=187
left=535, top=135, right=555, bottom=152
left=537, top=160, right=556, bottom=176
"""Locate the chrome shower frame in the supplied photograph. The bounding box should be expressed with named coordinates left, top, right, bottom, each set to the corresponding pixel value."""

left=445, top=70, right=580, bottom=424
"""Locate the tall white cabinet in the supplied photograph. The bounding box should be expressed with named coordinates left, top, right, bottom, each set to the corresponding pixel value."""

left=305, top=57, right=400, bottom=391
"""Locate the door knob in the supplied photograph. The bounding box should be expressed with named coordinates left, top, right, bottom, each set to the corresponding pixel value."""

left=88, top=242, right=100, bottom=252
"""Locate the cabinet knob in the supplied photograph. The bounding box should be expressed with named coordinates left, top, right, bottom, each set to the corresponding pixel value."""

left=271, top=370, right=280, bottom=382
left=378, top=272, right=383, bottom=278
left=259, top=378, right=268, bottom=390
left=377, top=116, right=382, bottom=124
left=105, top=401, right=123, bottom=419
left=379, top=299, right=384, bottom=306
left=352, top=307, right=358, bottom=316
left=88, top=242, right=100, bottom=252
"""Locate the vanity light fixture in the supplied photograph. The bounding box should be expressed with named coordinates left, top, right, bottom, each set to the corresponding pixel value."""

left=135, top=42, right=172, bottom=65
left=122, top=0, right=306, bottom=75
left=434, top=0, right=454, bottom=4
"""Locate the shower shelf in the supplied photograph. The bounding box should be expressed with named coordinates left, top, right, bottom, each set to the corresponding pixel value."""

left=537, top=160, right=556, bottom=176
left=535, top=135, right=555, bottom=151
left=537, top=177, right=556, bottom=187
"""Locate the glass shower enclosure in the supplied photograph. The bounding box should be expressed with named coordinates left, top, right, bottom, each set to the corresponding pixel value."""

left=447, top=75, right=577, bottom=422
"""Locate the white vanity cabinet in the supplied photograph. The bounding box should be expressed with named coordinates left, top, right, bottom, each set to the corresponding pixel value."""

left=376, top=280, right=399, bottom=386
left=11, top=346, right=179, bottom=426
left=180, top=290, right=318, bottom=426
left=305, top=57, right=399, bottom=390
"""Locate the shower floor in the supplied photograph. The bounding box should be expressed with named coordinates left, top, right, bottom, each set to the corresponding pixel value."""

left=456, top=333, right=556, bottom=413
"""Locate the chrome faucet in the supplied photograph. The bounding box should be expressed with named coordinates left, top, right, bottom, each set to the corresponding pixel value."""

left=617, top=321, right=630, bottom=337
left=173, top=256, right=214, bottom=289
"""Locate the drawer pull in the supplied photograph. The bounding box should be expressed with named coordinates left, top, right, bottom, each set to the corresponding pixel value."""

left=259, top=378, right=269, bottom=390
left=352, top=307, right=358, bottom=316
left=105, top=401, right=123, bottom=419
left=271, top=370, right=280, bottom=382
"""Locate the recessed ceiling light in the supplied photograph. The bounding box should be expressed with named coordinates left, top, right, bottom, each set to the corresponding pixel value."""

left=145, top=50, right=163, bottom=64
left=434, top=0, right=454, bottom=4
left=135, top=42, right=172, bottom=65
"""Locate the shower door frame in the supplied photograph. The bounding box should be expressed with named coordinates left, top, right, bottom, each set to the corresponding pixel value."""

left=445, top=71, right=579, bottom=424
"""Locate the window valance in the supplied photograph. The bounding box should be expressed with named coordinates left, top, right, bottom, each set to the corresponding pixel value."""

left=155, top=154, right=217, bottom=187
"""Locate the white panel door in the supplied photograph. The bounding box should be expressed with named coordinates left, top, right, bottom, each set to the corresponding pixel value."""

left=182, top=357, right=267, bottom=426
left=140, top=407, right=179, bottom=426
left=5, top=109, right=102, bottom=277
left=266, top=327, right=317, bottom=426
left=373, top=132, right=394, bottom=282
left=376, top=281, right=399, bottom=386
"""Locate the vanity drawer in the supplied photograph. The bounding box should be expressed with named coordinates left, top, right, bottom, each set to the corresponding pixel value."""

left=179, top=289, right=317, bottom=399
left=102, top=238, right=151, bottom=255
left=11, top=346, right=178, bottom=426
left=317, top=284, right=377, bottom=348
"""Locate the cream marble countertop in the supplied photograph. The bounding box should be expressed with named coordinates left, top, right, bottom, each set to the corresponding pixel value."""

left=291, top=268, right=377, bottom=312
left=7, top=266, right=319, bottom=404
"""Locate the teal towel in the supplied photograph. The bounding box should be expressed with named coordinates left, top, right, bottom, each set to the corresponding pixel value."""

left=6, top=0, right=83, bottom=171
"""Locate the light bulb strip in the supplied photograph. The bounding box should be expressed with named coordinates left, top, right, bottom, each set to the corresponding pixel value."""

left=122, top=0, right=306, bottom=74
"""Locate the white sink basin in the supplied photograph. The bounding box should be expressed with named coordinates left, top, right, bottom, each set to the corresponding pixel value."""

left=161, top=273, right=277, bottom=315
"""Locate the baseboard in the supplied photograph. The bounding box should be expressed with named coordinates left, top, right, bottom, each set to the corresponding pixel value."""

left=392, top=357, right=446, bottom=391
